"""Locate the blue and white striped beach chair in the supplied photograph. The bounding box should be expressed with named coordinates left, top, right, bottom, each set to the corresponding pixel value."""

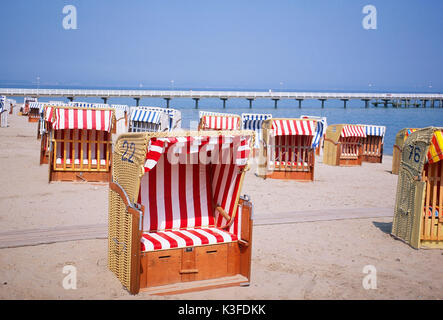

left=129, top=107, right=169, bottom=133
left=359, top=124, right=386, bottom=163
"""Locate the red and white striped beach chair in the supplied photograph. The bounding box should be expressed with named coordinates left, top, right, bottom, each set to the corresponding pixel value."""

left=108, top=130, right=254, bottom=294
left=47, top=105, right=116, bottom=182
left=261, top=118, right=318, bottom=181
left=198, top=113, right=241, bottom=131
left=323, top=124, right=366, bottom=166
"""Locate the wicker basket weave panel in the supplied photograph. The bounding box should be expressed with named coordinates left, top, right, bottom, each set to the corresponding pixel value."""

left=108, top=133, right=147, bottom=291
left=392, top=127, right=435, bottom=247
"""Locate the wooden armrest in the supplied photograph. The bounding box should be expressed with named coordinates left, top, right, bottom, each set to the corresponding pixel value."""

left=324, top=138, right=339, bottom=145
left=215, top=206, right=231, bottom=222
left=109, top=181, right=144, bottom=221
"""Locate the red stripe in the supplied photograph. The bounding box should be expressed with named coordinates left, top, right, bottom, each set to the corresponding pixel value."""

left=101, top=110, right=106, bottom=131
left=171, top=231, right=194, bottom=247
left=91, top=109, right=96, bottom=130
left=186, top=229, right=209, bottom=245
left=156, top=232, right=178, bottom=248
left=64, top=109, right=69, bottom=129
left=205, top=164, right=215, bottom=226
left=148, top=165, right=158, bottom=231
left=192, top=164, right=202, bottom=227
left=178, top=164, right=188, bottom=229
left=202, top=228, right=224, bottom=243
left=163, top=158, right=173, bottom=230
left=142, top=233, right=162, bottom=250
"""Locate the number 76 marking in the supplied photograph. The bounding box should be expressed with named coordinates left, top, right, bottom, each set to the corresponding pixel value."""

left=408, top=145, right=421, bottom=163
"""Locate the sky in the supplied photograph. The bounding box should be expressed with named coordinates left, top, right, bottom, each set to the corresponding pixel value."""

left=0, top=0, right=442, bottom=92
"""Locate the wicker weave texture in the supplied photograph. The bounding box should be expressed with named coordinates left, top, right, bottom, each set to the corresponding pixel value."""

left=391, top=127, right=436, bottom=248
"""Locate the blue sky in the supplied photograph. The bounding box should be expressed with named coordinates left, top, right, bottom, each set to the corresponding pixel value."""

left=0, top=0, right=442, bottom=91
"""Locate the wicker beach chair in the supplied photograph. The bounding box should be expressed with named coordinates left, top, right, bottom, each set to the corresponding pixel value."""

left=259, top=118, right=319, bottom=181
left=108, top=130, right=254, bottom=294
left=323, top=124, right=366, bottom=166
left=28, top=102, right=41, bottom=123
left=46, top=105, right=116, bottom=182
left=129, top=107, right=170, bottom=133
left=391, top=127, right=443, bottom=249
left=198, top=113, right=241, bottom=131
left=22, top=97, right=37, bottom=116
left=392, top=128, right=418, bottom=175
left=359, top=125, right=386, bottom=163
left=137, top=106, right=182, bottom=131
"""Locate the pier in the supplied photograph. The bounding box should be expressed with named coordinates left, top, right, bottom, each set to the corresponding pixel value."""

left=1, top=88, right=442, bottom=109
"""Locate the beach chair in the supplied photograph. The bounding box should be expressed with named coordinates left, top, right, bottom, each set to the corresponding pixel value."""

left=391, top=127, right=443, bottom=249
left=108, top=130, right=254, bottom=295
left=28, top=102, right=42, bottom=122
left=129, top=107, right=170, bottom=133
left=22, top=97, right=37, bottom=116
left=241, top=113, right=272, bottom=157
left=323, top=124, right=366, bottom=166
left=301, top=115, right=327, bottom=156
left=198, top=113, right=241, bottom=131
left=392, top=128, right=418, bottom=175
left=0, top=96, right=8, bottom=128
left=47, top=105, right=116, bottom=182
left=260, top=118, right=319, bottom=181
left=110, top=104, right=130, bottom=136
left=359, top=125, right=386, bottom=163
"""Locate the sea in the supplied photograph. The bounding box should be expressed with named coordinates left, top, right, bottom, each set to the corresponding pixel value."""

left=9, top=86, right=443, bottom=155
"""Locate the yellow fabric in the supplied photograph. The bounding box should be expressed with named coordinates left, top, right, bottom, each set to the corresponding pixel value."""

left=428, top=130, right=443, bottom=164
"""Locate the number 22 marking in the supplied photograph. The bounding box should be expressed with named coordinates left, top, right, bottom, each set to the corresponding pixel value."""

left=122, top=141, right=135, bottom=163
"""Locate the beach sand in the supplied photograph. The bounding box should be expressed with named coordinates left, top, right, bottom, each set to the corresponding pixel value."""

left=0, top=114, right=442, bottom=300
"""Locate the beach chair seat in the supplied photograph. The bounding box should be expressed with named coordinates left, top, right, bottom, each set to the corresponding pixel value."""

left=108, top=130, right=254, bottom=295
left=141, top=227, right=238, bottom=252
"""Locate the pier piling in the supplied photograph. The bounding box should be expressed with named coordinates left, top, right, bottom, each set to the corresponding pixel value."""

left=193, top=98, right=200, bottom=109
left=272, top=98, right=279, bottom=109
left=341, top=99, right=348, bottom=109
left=319, top=99, right=326, bottom=109
left=297, top=99, right=303, bottom=109
left=221, top=98, right=227, bottom=109
left=164, top=98, right=171, bottom=108
left=247, top=98, right=254, bottom=109
left=134, top=97, right=140, bottom=106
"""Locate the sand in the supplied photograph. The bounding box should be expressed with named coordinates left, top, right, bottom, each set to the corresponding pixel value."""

left=0, top=114, right=442, bottom=300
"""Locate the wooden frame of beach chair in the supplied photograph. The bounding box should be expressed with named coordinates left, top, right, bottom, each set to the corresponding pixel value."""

left=47, top=106, right=116, bottom=182
left=391, top=127, right=443, bottom=249
left=301, top=115, right=327, bottom=156
left=261, top=118, right=318, bottom=181
left=198, top=114, right=242, bottom=132
left=108, top=130, right=254, bottom=295
left=360, top=125, right=386, bottom=163
left=323, top=124, right=365, bottom=166
left=392, top=128, right=418, bottom=175
left=129, top=107, right=170, bottom=133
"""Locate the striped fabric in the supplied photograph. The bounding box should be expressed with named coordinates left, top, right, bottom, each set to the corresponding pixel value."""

left=427, top=130, right=443, bottom=164
left=405, top=128, right=418, bottom=137
left=340, top=125, right=367, bottom=138
left=271, top=119, right=317, bottom=136
left=51, top=108, right=113, bottom=132
left=201, top=115, right=241, bottom=130
left=130, top=108, right=162, bottom=124
left=144, top=135, right=251, bottom=172
left=363, top=125, right=386, bottom=137
left=141, top=227, right=238, bottom=252
left=242, top=113, right=272, bottom=149
left=69, top=102, right=110, bottom=109
left=199, top=110, right=238, bottom=119
left=138, top=106, right=181, bottom=131
left=139, top=134, right=251, bottom=252
left=29, top=102, right=42, bottom=110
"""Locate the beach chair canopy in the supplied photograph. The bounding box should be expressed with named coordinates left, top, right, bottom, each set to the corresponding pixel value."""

left=136, top=131, right=252, bottom=252
left=130, top=107, right=163, bottom=124
left=138, top=106, right=181, bottom=131
left=47, top=106, right=115, bottom=132
left=24, top=97, right=37, bottom=104
left=268, top=119, right=318, bottom=138
left=68, top=102, right=110, bottom=109
left=199, top=110, right=238, bottom=120
left=200, top=114, right=241, bottom=131
left=301, top=116, right=328, bottom=148
left=427, top=130, right=443, bottom=164
left=340, top=125, right=367, bottom=138
left=241, top=113, right=272, bottom=149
